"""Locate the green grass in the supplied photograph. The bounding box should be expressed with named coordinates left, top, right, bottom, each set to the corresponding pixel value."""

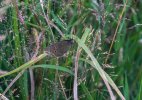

left=0, top=0, right=142, bottom=100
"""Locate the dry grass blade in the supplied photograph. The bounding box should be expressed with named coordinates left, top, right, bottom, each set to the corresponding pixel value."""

left=105, top=0, right=128, bottom=64
left=74, top=49, right=82, bottom=100
left=72, top=35, right=125, bottom=100
left=73, top=27, right=91, bottom=100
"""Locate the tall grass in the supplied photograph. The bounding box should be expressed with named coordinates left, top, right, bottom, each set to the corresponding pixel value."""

left=0, top=0, right=142, bottom=100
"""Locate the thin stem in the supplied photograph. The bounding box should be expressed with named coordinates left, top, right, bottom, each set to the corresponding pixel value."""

left=105, top=0, right=128, bottom=64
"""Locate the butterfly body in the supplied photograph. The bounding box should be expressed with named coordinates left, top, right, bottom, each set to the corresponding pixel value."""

left=45, top=39, right=73, bottom=57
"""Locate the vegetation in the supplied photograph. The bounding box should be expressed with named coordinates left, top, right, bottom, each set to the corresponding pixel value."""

left=0, top=0, right=142, bottom=100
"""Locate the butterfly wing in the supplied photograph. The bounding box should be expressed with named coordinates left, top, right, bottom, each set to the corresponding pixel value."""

left=45, top=39, right=73, bottom=57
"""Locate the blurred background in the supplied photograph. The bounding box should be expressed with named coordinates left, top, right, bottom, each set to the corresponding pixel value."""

left=0, top=0, right=142, bottom=100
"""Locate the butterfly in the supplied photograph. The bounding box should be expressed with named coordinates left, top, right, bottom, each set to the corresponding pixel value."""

left=45, top=39, right=73, bottom=57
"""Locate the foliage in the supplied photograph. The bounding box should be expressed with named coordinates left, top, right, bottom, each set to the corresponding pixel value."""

left=0, top=0, right=142, bottom=100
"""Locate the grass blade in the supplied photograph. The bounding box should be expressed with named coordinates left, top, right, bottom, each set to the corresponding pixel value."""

left=72, top=35, right=125, bottom=100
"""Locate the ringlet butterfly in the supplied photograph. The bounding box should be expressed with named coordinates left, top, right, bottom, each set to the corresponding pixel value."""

left=45, top=39, right=73, bottom=57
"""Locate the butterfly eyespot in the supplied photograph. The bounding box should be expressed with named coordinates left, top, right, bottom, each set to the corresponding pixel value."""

left=54, top=50, right=57, bottom=53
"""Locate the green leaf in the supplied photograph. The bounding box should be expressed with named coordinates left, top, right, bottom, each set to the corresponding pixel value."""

left=72, top=35, right=125, bottom=100
left=80, top=83, right=93, bottom=100
left=0, top=53, right=47, bottom=78
left=32, top=64, right=74, bottom=75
